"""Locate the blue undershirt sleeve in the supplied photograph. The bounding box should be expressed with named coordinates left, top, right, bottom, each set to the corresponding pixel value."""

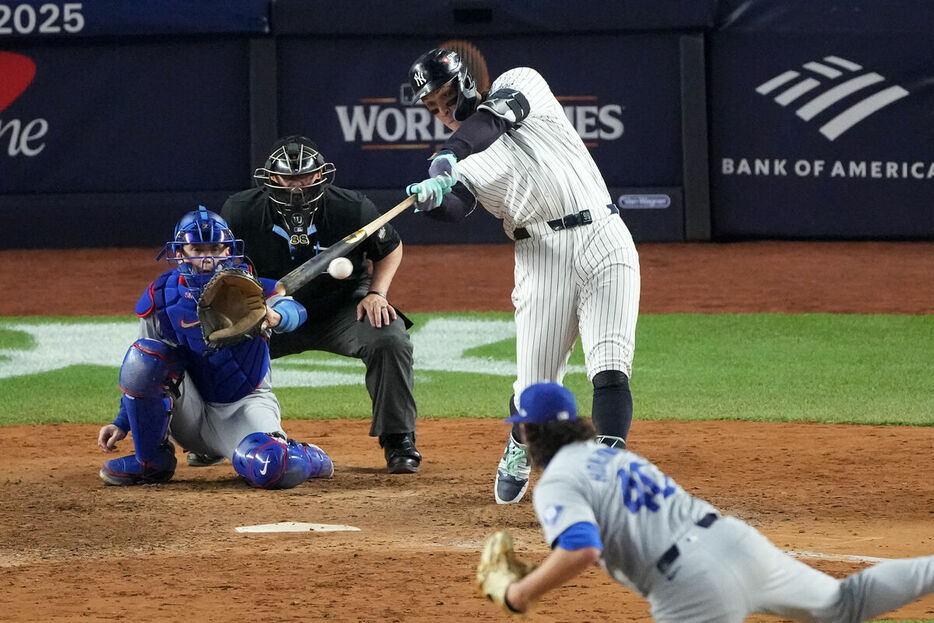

left=554, top=521, right=603, bottom=551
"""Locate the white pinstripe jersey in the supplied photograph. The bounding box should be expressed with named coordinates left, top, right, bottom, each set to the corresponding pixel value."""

left=456, top=67, right=613, bottom=234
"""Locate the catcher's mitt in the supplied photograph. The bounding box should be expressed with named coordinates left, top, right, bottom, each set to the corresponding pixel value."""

left=197, top=267, right=267, bottom=349
left=476, top=531, right=536, bottom=614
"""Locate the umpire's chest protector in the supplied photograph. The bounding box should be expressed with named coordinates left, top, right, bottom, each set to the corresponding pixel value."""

left=137, top=271, right=270, bottom=403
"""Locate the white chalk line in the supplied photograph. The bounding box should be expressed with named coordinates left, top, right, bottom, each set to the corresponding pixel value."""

left=785, top=549, right=887, bottom=563
left=426, top=542, right=892, bottom=563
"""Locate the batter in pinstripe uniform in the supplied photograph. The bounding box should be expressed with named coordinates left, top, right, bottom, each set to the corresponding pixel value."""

left=406, top=48, right=641, bottom=504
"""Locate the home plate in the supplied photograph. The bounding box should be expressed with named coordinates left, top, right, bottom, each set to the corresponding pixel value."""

left=235, top=522, right=361, bottom=534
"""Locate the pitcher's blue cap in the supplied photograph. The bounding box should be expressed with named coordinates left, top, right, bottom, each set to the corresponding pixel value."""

left=505, top=382, right=578, bottom=424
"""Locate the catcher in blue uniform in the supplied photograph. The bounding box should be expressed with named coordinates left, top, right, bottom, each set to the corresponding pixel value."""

left=96, top=207, right=333, bottom=489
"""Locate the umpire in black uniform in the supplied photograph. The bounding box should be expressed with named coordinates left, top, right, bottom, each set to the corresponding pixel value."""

left=222, top=136, right=421, bottom=473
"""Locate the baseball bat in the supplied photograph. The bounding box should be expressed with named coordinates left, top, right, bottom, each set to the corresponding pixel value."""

left=275, top=194, right=416, bottom=295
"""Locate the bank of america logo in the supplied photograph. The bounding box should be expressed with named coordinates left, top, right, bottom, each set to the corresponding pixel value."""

left=756, top=56, right=908, bottom=141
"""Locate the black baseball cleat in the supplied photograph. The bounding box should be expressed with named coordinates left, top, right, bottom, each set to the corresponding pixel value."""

left=380, top=433, right=422, bottom=474
left=187, top=452, right=226, bottom=467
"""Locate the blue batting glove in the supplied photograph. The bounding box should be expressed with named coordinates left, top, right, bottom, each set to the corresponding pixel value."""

left=406, top=176, right=454, bottom=212
left=428, top=150, right=458, bottom=183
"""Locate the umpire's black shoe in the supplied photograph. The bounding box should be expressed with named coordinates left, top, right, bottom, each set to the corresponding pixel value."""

left=380, top=433, right=422, bottom=474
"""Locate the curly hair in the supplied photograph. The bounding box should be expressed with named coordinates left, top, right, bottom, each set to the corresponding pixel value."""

left=523, top=419, right=596, bottom=469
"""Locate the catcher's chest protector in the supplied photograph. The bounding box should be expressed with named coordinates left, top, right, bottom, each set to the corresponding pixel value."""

left=141, top=271, right=270, bottom=403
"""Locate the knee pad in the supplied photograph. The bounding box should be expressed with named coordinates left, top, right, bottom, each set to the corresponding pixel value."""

left=592, top=370, right=629, bottom=390
left=119, top=338, right=178, bottom=398
left=233, top=432, right=333, bottom=489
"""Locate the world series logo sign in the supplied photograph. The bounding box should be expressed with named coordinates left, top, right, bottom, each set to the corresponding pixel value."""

left=332, top=39, right=625, bottom=154
left=0, top=51, right=47, bottom=157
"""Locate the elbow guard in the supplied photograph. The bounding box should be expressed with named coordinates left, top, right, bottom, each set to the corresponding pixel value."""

left=478, top=88, right=530, bottom=125
left=272, top=298, right=307, bottom=333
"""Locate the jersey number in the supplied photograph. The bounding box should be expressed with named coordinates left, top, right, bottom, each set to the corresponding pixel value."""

left=617, top=461, right=675, bottom=513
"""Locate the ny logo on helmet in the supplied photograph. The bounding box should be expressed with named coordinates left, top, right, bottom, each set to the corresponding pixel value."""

left=412, top=69, right=426, bottom=87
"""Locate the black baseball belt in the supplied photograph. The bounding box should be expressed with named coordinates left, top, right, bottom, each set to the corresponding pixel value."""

left=513, top=204, right=619, bottom=241
left=655, top=513, right=719, bottom=574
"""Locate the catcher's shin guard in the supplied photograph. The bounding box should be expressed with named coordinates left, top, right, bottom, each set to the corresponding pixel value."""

left=233, top=432, right=333, bottom=489
left=117, top=338, right=176, bottom=464
left=122, top=393, right=172, bottom=465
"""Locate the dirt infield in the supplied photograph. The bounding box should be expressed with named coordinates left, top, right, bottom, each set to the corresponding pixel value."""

left=1, top=242, right=933, bottom=622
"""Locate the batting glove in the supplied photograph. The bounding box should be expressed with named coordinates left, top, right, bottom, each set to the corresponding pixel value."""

left=428, top=150, right=459, bottom=183
left=406, top=176, right=455, bottom=212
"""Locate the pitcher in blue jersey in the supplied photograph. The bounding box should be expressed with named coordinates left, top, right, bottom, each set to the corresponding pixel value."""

left=96, top=207, right=333, bottom=489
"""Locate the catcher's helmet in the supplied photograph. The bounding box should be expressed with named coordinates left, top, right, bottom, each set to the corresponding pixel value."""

left=160, top=206, right=244, bottom=288
left=408, top=48, right=478, bottom=121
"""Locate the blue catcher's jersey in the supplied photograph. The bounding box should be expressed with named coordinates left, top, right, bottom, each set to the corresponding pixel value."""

left=135, top=269, right=276, bottom=404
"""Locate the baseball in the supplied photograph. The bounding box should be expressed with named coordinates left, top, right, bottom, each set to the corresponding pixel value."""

left=327, top=257, right=353, bottom=280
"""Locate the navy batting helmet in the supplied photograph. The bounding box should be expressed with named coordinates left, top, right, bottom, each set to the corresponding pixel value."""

left=408, top=48, right=478, bottom=121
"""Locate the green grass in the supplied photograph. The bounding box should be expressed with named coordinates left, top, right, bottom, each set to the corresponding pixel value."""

left=0, top=313, right=931, bottom=426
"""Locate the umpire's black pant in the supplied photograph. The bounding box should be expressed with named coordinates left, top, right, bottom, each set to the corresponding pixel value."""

left=268, top=299, right=417, bottom=438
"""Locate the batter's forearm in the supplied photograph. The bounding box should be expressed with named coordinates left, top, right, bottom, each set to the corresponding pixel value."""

left=422, top=183, right=477, bottom=222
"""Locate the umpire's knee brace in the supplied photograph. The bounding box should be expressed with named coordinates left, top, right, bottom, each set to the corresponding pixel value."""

left=119, top=338, right=178, bottom=398
left=233, top=432, right=333, bottom=489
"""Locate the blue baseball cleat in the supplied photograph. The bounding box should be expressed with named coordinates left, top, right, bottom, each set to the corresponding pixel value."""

left=99, top=442, right=177, bottom=486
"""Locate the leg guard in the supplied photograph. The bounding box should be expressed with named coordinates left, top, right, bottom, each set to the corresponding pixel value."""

left=100, top=394, right=176, bottom=485
left=591, top=370, right=633, bottom=443
left=233, top=432, right=334, bottom=490
left=101, top=339, right=178, bottom=485
left=117, top=339, right=175, bottom=465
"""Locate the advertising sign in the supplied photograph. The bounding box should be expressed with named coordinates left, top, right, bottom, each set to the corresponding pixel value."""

left=710, top=34, right=934, bottom=238
left=277, top=35, right=684, bottom=191
left=0, top=42, right=250, bottom=193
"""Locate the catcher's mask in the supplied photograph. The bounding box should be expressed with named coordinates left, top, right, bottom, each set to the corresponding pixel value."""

left=159, top=206, right=245, bottom=291
left=408, top=48, right=478, bottom=121
left=253, top=136, right=336, bottom=243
